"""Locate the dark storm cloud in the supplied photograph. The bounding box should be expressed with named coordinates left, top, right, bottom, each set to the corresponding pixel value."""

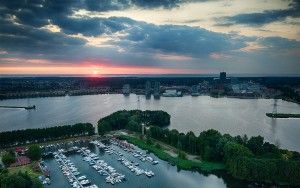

left=0, top=0, right=189, bottom=37
left=0, top=0, right=80, bottom=27
left=84, top=0, right=184, bottom=11
left=113, top=23, right=247, bottom=57
left=0, top=18, right=87, bottom=59
left=217, top=0, right=300, bottom=26
left=84, top=0, right=219, bottom=11
left=0, top=0, right=249, bottom=58
left=52, top=16, right=135, bottom=37
left=258, top=37, right=300, bottom=49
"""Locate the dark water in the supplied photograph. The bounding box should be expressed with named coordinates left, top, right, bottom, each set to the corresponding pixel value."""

left=0, top=94, right=299, bottom=151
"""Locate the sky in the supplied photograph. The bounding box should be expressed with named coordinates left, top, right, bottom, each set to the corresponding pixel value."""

left=0, top=0, right=299, bottom=75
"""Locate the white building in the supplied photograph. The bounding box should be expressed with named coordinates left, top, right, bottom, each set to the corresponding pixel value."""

left=162, top=89, right=182, bottom=97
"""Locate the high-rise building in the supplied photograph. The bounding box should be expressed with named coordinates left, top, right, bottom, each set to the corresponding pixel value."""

left=191, top=85, right=199, bottom=96
left=153, top=81, right=160, bottom=99
left=220, top=72, right=226, bottom=81
left=122, top=84, right=130, bottom=96
left=145, top=81, right=151, bottom=98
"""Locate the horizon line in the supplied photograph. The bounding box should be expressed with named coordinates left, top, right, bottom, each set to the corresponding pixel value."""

left=1, top=73, right=300, bottom=78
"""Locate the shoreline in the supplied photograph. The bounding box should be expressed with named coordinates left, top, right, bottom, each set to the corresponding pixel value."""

left=0, top=92, right=298, bottom=105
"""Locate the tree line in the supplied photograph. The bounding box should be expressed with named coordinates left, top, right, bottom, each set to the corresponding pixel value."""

left=148, top=126, right=300, bottom=185
left=98, top=110, right=300, bottom=185
left=0, top=123, right=94, bottom=148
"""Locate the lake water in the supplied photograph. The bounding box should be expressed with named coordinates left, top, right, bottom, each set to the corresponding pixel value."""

left=0, top=94, right=300, bottom=151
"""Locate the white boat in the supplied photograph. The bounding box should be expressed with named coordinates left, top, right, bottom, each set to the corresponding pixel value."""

left=78, top=175, right=86, bottom=181
left=80, top=179, right=90, bottom=186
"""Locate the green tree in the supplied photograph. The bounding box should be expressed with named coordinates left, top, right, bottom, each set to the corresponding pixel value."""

left=1, top=152, right=16, bottom=166
left=0, top=171, right=42, bottom=188
left=178, top=151, right=187, bottom=160
left=27, top=145, right=41, bottom=161
left=247, top=136, right=264, bottom=154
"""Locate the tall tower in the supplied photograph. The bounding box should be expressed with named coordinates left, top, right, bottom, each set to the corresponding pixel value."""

left=273, top=99, right=278, bottom=114
left=137, top=95, right=145, bottom=136
left=220, top=72, right=226, bottom=82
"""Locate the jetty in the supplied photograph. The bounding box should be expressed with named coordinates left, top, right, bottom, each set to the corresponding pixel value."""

left=266, top=113, right=300, bottom=118
left=0, top=105, right=36, bottom=110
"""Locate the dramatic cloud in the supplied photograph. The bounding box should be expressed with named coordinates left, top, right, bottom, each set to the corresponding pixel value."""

left=258, top=37, right=300, bottom=49
left=0, top=0, right=299, bottom=75
left=115, top=23, right=247, bottom=57
left=218, top=0, right=300, bottom=26
left=85, top=0, right=182, bottom=11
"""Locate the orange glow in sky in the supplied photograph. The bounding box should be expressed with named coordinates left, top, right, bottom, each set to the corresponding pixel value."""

left=0, top=65, right=208, bottom=75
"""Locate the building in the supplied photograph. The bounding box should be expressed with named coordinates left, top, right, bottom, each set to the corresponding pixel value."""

left=122, top=84, right=130, bottom=96
left=162, top=89, right=182, bottom=97
left=213, top=72, right=229, bottom=86
left=10, top=156, right=31, bottom=167
left=145, top=81, right=151, bottom=98
left=191, top=85, right=199, bottom=96
left=153, top=81, right=160, bottom=99
left=231, top=81, right=263, bottom=97
left=220, top=72, right=226, bottom=82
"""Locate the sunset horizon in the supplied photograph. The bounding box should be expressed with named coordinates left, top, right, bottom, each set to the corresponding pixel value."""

left=0, top=0, right=299, bottom=75
left=0, top=1, right=300, bottom=187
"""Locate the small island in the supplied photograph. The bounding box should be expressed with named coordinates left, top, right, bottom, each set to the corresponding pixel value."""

left=266, top=113, right=300, bottom=118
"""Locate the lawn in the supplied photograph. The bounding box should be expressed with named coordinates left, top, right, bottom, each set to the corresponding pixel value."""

left=8, top=162, right=42, bottom=179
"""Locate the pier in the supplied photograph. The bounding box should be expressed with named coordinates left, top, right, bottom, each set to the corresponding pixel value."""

left=266, top=113, right=300, bottom=118
left=0, top=105, right=36, bottom=110
left=54, top=151, right=85, bottom=188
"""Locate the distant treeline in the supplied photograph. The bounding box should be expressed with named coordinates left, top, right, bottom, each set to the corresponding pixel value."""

left=0, top=123, right=94, bottom=148
left=98, top=110, right=300, bottom=185
left=97, top=110, right=170, bottom=135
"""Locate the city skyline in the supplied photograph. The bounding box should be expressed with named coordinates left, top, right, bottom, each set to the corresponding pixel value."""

left=0, top=0, right=300, bottom=75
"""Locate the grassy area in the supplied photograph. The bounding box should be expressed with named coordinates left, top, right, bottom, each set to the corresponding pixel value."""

left=120, top=135, right=225, bottom=172
left=8, top=162, right=42, bottom=179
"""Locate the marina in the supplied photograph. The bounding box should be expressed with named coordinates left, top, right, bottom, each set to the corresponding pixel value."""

left=91, top=140, right=155, bottom=177
left=79, top=147, right=126, bottom=185
left=42, top=138, right=162, bottom=187
left=53, top=149, right=98, bottom=188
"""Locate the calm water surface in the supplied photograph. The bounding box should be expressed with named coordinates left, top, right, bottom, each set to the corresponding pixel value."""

left=0, top=94, right=299, bottom=151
